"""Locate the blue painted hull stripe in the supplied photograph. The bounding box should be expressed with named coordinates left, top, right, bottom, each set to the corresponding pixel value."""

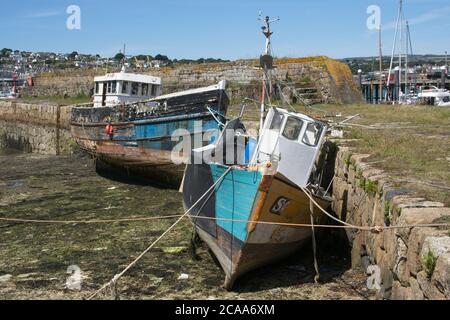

left=210, top=164, right=261, bottom=242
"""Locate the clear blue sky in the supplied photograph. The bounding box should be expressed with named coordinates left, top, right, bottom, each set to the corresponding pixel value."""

left=1, top=0, right=449, bottom=59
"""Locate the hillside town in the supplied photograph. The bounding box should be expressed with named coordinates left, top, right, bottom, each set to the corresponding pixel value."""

left=0, top=48, right=231, bottom=98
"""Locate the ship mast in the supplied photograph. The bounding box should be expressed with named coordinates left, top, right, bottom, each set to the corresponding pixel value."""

left=258, top=15, right=279, bottom=133
left=379, top=26, right=383, bottom=103
left=387, top=0, right=410, bottom=103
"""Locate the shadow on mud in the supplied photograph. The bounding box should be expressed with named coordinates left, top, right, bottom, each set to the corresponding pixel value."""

left=93, top=158, right=181, bottom=190
left=230, top=227, right=351, bottom=293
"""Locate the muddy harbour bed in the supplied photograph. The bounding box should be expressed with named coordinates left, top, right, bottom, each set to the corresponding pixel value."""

left=0, top=151, right=375, bottom=300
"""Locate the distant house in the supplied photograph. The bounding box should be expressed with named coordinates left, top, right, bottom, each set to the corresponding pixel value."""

left=150, top=60, right=169, bottom=68
left=134, top=59, right=147, bottom=69
left=10, top=51, right=23, bottom=63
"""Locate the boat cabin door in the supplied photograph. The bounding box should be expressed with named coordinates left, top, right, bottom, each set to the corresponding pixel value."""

left=255, top=108, right=285, bottom=163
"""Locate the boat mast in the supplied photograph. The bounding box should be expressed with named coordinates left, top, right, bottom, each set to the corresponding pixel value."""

left=445, top=50, right=448, bottom=86
left=258, top=15, right=279, bottom=133
left=378, top=26, right=383, bottom=103
left=405, top=20, right=409, bottom=96
left=446, top=51, right=448, bottom=73
left=406, top=22, right=417, bottom=93
left=387, top=0, right=403, bottom=103
left=398, top=0, right=403, bottom=103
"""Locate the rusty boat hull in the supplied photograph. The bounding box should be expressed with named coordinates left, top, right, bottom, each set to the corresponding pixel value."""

left=70, top=85, right=228, bottom=185
left=182, top=163, right=331, bottom=289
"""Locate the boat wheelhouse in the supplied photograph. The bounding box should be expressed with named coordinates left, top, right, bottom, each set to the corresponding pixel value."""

left=71, top=66, right=229, bottom=184
left=93, top=67, right=162, bottom=107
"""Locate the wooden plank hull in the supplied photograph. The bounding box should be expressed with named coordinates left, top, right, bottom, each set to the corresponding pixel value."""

left=182, top=163, right=331, bottom=289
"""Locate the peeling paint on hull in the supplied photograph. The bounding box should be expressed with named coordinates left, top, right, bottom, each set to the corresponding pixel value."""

left=70, top=88, right=228, bottom=183
left=182, top=163, right=331, bottom=289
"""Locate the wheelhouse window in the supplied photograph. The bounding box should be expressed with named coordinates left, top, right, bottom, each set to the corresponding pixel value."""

left=151, top=84, right=158, bottom=96
left=282, top=117, right=303, bottom=141
left=302, top=122, right=323, bottom=147
left=122, top=81, right=129, bottom=94
left=111, top=81, right=117, bottom=94
left=131, top=82, right=139, bottom=95
left=95, top=82, right=99, bottom=94
left=106, top=82, right=111, bottom=94
left=142, top=83, right=149, bottom=96
left=269, top=111, right=284, bottom=131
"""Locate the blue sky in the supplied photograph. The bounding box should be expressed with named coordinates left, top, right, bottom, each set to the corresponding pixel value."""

left=1, top=0, right=449, bottom=59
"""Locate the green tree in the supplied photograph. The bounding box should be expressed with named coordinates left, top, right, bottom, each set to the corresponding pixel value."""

left=114, top=52, right=125, bottom=61
left=154, top=54, right=169, bottom=61
left=134, top=54, right=153, bottom=61
left=0, top=48, right=12, bottom=57
left=68, top=51, right=78, bottom=60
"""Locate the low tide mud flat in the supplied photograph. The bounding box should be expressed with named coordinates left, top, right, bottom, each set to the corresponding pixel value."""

left=0, top=152, right=375, bottom=300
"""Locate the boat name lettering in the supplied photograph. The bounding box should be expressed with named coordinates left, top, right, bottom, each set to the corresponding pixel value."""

left=270, top=197, right=290, bottom=215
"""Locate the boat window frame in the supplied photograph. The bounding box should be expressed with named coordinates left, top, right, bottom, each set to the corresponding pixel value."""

left=301, top=121, right=323, bottom=147
left=131, top=82, right=139, bottom=96
left=269, top=110, right=284, bottom=131
left=142, top=83, right=149, bottom=96
left=151, top=84, right=158, bottom=96
left=122, top=81, right=129, bottom=94
left=95, top=82, right=100, bottom=94
left=111, top=81, right=117, bottom=94
left=281, top=116, right=304, bottom=141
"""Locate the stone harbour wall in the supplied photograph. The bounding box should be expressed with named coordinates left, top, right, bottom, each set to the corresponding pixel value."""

left=333, top=146, right=450, bottom=300
left=0, top=101, right=74, bottom=155
left=23, top=73, right=96, bottom=98
left=21, top=57, right=363, bottom=104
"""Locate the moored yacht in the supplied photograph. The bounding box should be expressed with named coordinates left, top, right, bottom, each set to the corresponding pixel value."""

left=418, top=86, right=450, bottom=107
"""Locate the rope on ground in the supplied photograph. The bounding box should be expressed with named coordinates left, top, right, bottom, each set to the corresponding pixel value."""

left=0, top=215, right=182, bottom=224
left=85, top=166, right=233, bottom=300
left=309, top=196, right=320, bottom=284
left=333, top=123, right=450, bottom=130
left=1, top=214, right=449, bottom=232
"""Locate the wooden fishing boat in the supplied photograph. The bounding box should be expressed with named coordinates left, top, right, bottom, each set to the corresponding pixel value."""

left=181, top=16, right=333, bottom=289
left=70, top=70, right=228, bottom=185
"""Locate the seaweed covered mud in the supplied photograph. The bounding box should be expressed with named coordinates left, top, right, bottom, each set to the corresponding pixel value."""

left=0, top=152, right=374, bottom=300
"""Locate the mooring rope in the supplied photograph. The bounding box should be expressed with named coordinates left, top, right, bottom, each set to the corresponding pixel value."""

left=0, top=215, right=182, bottom=225
left=308, top=196, right=320, bottom=284
left=85, top=166, right=233, bottom=300
left=2, top=211, right=448, bottom=231
left=298, top=185, right=364, bottom=230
